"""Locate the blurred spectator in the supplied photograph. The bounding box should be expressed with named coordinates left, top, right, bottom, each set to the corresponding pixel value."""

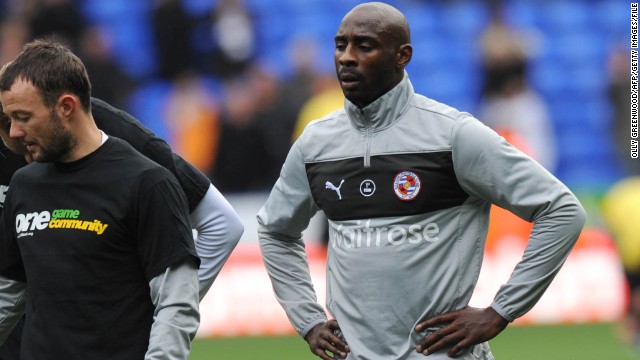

left=27, top=0, right=86, bottom=51
left=151, top=0, right=194, bottom=80
left=476, top=0, right=556, bottom=264
left=262, top=38, right=325, bottom=173
left=608, top=45, right=640, bottom=176
left=207, top=0, right=256, bottom=80
left=209, top=71, right=273, bottom=192
left=79, top=25, right=135, bottom=109
left=209, top=55, right=322, bottom=190
left=163, top=71, right=221, bottom=174
left=0, top=18, right=28, bottom=67
left=604, top=41, right=640, bottom=354
left=477, top=0, right=557, bottom=172
left=601, top=177, right=640, bottom=349
left=292, top=74, right=344, bottom=141
left=246, top=65, right=289, bottom=183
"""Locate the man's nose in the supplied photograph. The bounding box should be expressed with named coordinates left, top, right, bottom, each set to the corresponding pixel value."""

left=338, top=44, right=357, bottom=65
left=9, top=121, right=25, bottom=139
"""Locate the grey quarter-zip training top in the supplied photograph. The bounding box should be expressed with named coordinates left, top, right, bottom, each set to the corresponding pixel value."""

left=258, top=72, right=586, bottom=360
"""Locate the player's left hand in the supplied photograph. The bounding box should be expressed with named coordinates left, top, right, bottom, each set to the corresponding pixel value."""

left=414, top=306, right=508, bottom=357
left=305, top=319, right=350, bottom=360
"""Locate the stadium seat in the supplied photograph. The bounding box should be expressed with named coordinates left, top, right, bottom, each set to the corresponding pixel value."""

left=182, top=0, right=216, bottom=16
left=593, top=1, right=629, bottom=36
left=80, top=0, right=155, bottom=79
left=126, top=80, right=173, bottom=141
left=439, top=0, right=488, bottom=38
left=529, top=63, right=571, bottom=96
left=503, top=0, right=538, bottom=29
left=538, top=1, right=590, bottom=33
left=404, top=3, right=440, bottom=35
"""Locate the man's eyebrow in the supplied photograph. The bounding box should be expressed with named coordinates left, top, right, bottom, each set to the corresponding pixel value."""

left=354, top=35, right=378, bottom=43
left=6, top=110, right=30, bottom=118
left=334, top=34, right=377, bottom=42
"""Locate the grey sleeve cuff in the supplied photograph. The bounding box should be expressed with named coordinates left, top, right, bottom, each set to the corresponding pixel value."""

left=0, top=276, right=26, bottom=346
left=300, top=316, right=329, bottom=339
left=490, top=302, right=515, bottom=323
left=146, top=257, right=200, bottom=360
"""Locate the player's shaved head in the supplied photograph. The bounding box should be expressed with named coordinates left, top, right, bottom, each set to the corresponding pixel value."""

left=334, top=2, right=412, bottom=108
left=342, top=2, right=411, bottom=47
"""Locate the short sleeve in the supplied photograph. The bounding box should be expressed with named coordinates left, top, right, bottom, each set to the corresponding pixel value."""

left=133, top=170, right=199, bottom=281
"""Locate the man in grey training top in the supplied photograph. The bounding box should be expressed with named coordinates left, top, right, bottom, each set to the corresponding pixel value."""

left=257, top=2, right=586, bottom=360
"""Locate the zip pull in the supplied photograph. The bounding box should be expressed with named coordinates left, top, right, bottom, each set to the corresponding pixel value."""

left=362, top=109, right=371, bottom=168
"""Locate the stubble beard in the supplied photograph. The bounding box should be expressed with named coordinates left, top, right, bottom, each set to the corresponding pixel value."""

left=34, top=111, right=75, bottom=163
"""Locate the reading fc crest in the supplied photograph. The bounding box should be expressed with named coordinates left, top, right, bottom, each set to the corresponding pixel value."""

left=393, top=171, right=421, bottom=200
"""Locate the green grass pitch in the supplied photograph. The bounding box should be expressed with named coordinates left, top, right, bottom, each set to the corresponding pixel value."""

left=189, top=323, right=640, bottom=359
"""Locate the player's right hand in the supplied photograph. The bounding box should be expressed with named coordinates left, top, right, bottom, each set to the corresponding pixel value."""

left=304, top=319, right=350, bottom=360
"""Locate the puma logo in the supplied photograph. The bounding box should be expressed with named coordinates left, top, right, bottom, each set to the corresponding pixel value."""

left=325, top=180, right=345, bottom=200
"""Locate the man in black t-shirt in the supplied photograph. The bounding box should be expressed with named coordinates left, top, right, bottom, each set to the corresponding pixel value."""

left=0, top=96, right=243, bottom=360
left=0, top=40, right=201, bottom=359
left=1, top=97, right=243, bottom=297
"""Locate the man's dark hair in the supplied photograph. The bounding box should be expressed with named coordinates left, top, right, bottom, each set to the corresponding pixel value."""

left=0, top=39, right=92, bottom=111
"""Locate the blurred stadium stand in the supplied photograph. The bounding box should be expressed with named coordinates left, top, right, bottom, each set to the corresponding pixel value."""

left=76, top=0, right=628, bottom=192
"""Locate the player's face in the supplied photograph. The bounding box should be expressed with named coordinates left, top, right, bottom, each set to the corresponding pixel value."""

left=0, top=79, right=74, bottom=163
left=334, top=13, right=399, bottom=108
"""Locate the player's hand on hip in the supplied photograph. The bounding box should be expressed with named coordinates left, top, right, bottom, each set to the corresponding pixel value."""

left=304, top=319, right=350, bottom=360
left=414, top=306, right=508, bottom=357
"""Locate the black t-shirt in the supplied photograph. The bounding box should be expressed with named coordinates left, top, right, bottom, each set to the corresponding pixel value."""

left=0, top=98, right=210, bottom=360
left=91, top=97, right=210, bottom=211
left=0, top=138, right=197, bottom=360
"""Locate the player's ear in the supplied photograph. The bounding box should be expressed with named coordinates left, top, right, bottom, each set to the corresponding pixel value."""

left=58, top=94, right=78, bottom=118
left=396, top=44, right=412, bottom=69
